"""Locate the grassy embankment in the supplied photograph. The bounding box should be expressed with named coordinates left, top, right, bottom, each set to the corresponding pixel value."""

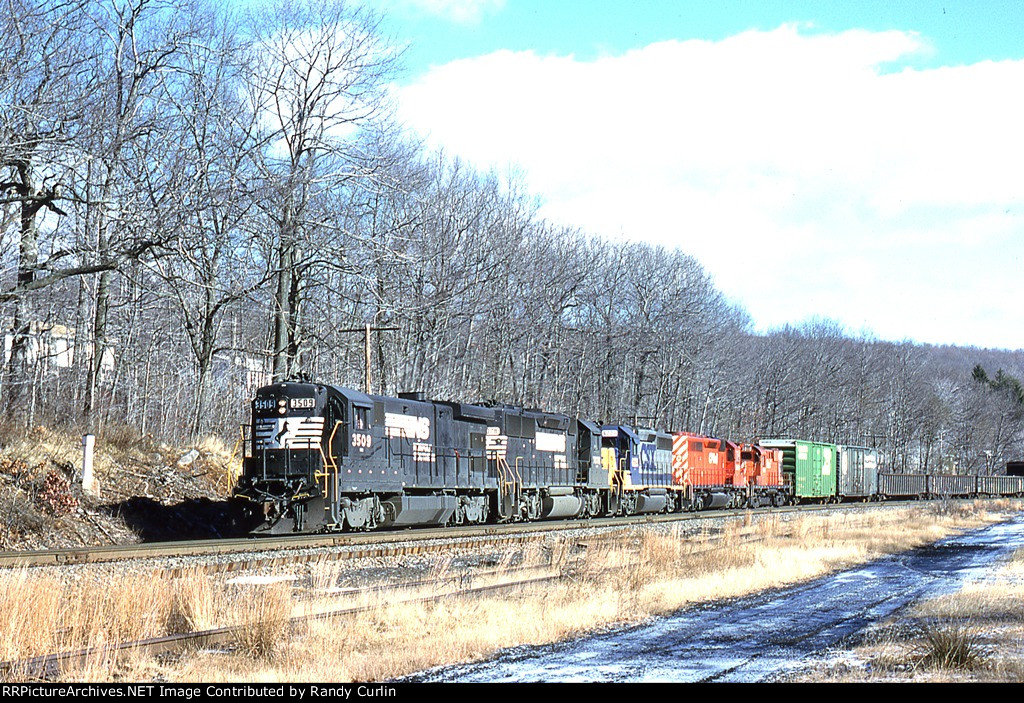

left=0, top=425, right=240, bottom=549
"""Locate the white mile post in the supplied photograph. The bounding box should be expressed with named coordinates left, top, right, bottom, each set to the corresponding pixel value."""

left=81, top=434, right=98, bottom=497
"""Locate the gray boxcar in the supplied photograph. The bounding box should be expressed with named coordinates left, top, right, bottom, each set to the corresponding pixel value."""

left=837, top=445, right=879, bottom=499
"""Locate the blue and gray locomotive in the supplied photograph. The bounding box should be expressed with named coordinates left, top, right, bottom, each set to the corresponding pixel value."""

left=234, top=381, right=609, bottom=532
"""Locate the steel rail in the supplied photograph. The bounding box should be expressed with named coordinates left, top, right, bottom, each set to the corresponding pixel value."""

left=0, top=501, right=913, bottom=571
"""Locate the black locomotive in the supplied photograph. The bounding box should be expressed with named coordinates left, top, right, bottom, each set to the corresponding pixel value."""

left=234, top=381, right=610, bottom=532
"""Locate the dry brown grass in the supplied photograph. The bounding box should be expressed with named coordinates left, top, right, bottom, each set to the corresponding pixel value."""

left=0, top=425, right=244, bottom=550
left=167, top=570, right=221, bottom=633
left=1, top=425, right=141, bottom=482
left=0, top=568, right=300, bottom=681
left=0, top=568, right=176, bottom=680
left=195, top=435, right=244, bottom=494
left=2, top=501, right=1016, bottom=683
left=916, top=622, right=985, bottom=670
left=0, top=425, right=240, bottom=499
left=231, top=584, right=292, bottom=662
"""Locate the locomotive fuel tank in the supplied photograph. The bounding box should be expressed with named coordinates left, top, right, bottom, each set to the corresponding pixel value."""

left=541, top=487, right=584, bottom=519
left=634, top=488, right=668, bottom=514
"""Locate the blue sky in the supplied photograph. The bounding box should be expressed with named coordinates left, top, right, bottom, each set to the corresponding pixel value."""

left=367, top=1, right=1024, bottom=351
left=382, top=1, right=1024, bottom=77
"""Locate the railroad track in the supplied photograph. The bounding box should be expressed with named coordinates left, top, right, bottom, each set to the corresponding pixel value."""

left=0, top=568, right=566, bottom=680
left=0, top=501, right=889, bottom=572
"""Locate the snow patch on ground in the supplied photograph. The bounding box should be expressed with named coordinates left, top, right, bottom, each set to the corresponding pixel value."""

left=407, top=513, right=1024, bottom=682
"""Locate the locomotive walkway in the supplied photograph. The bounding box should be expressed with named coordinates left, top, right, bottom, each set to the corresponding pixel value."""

left=408, top=513, right=1024, bottom=682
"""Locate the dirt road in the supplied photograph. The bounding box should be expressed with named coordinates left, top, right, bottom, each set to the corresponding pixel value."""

left=410, top=514, right=1024, bottom=682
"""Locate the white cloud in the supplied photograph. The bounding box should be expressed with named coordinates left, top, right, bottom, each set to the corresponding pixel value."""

left=394, top=24, right=1024, bottom=350
left=382, top=0, right=505, bottom=24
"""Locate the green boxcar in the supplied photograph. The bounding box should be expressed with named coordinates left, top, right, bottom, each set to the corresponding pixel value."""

left=760, top=439, right=838, bottom=500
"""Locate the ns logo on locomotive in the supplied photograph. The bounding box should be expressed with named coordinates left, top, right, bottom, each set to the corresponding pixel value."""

left=232, top=382, right=1024, bottom=533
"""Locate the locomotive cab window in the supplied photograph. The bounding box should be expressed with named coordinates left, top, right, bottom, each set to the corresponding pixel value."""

left=325, top=398, right=345, bottom=427
left=353, top=406, right=369, bottom=431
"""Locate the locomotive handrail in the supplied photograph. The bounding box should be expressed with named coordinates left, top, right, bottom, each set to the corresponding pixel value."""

left=328, top=421, right=342, bottom=524
left=315, top=421, right=343, bottom=504
left=488, top=454, right=519, bottom=520
left=324, top=421, right=342, bottom=470
left=232, top=424, right=246, bottom=460
left=491, top=452, right=512, bottom=489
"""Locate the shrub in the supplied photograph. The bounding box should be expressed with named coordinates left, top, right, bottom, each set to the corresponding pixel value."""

left=917, top=621, right=985, bottom=671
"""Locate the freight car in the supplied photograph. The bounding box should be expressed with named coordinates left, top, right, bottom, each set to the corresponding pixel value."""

left=234, top=381, right=1024, bottom=533
left=929, top=474, right=977, bottom=498
left=978, top=475, right=1024, bottom=496
left=837, top=445, right=879, bottom=500
left=759, top=439, right=838, bottom=503
left=878, top=472, right=928, bottom=499
left=877, top=473, right=1024, bottom=500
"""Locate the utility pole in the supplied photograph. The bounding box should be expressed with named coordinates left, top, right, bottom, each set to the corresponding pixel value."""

left=337, top=324, right=399, bottom=394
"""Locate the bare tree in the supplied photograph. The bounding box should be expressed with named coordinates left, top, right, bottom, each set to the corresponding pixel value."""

left=145, top=8, right=271, bottom=437
left=76, top=0, right=200, bottom=426
left=245, top=0, right=398, bottom=381
left=0, top=0, right=94, bottom=419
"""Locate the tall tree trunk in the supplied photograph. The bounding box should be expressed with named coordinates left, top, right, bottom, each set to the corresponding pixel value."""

left=85, top=267, right=112, bottom=430
left=272, top=202, right=296, bottom=380
left=5, top=159, right=42, bottom=423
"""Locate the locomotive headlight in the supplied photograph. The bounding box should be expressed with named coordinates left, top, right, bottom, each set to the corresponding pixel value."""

left=279, top=406, right=287, bottom=414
